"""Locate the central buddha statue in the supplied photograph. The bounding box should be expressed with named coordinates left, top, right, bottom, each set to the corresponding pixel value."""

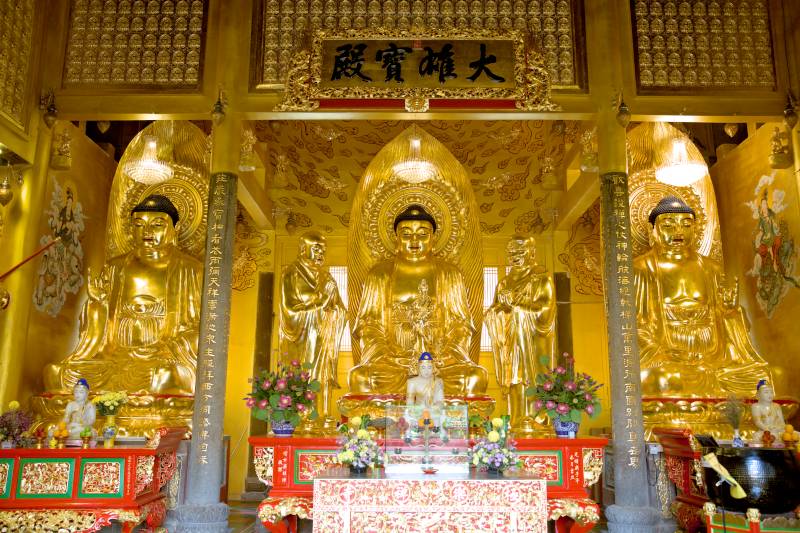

left=44, top=195, right=202, bottom=395
left=634, top=196, right=772, bottom=397
left=348, top=205, right=488, bottom=395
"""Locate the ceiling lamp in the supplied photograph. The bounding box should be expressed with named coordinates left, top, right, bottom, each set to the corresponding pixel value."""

left=123, top=135, right=173, bottom=185
left=393, top=133, right=436, bottom=183
left=653, top=123, right=707, bottom=187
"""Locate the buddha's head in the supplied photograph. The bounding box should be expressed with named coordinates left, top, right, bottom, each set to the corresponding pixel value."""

left=649, top=196, right=696, bottom=255
left=131, top=195, right=179, bottom=252
left=298, top=230, right=327, bottom=267
left=757, top=378, right=774, bottom=402
left=74, top=378, right=89, bottom=403
left=394, top=205, right=436, bottom=262
left=507, top=235, right=537, bottom=268
left=418, top=352, right=435, bottom=378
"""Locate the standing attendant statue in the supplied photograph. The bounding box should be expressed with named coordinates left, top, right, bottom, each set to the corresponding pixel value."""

left=64, top=378, right=96, bottom=440
left=485, top=236, right=556, bottom=434
left=279, top=230, right=346, bottom=431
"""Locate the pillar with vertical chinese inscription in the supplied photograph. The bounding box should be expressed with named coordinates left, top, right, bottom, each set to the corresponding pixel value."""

left=175, top=118, right=240, bottom=532
left=597, top=109, right=659, bottom=532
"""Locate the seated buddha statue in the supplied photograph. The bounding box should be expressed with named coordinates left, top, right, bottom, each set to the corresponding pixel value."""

left=406, top=352, right=445, bottom=409
left=348, top=205, right=488, bottom=395
left=64, top=378, right=96, bottom=439
left=44, top=195, right=203, bottom=395
left=633, top=196, right=772, bottom=397
left=751, top=379, right=799, bottom=444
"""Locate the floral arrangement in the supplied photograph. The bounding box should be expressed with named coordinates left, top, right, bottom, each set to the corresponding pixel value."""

left=93, top=391, right=128, bottom=416
left=245, top=360, right=320, bottom=427
left=0, top=401, right=32, bottom=446
left=336, top=416, right=383, bottom=470
left=528, top=353, right=602, bottom=424
left=468, top=416, right=518, bottom=472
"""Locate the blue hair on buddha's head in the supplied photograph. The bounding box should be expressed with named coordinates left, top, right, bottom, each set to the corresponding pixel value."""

left=419, top=352, right=433, bottom=362
left=757, top=378, right=769, bottom=391
left=76, top=378, right=90, bottom=390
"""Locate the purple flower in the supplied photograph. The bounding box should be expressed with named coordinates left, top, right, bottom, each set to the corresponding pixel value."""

left=297, top=403, right=306, bottom=412
left=291, top=359, right=301, bottom=367
left=556, top=403, right=570, bottom=415
left=543, top=381, right=554, bottom=391
left=278, top=395, right=293, bottom=408
left=245, top=398, right=256, bottom=408
left=300, top=371, right=310, bottom=381
left=287, top=372, right=294, bottom=379
left=545, top=400, right=556, bottom=410
left=555, top=366, right=566, bottom=375
left=258, top=399, right=269, bottom=409
left=261, top=380, right=271, bottom=390
left=564, top=381, right=577, bottom=391
left=305, top=391, right=316, bottom=401
left=584, top=392, right=593, bottom=401
left=534, top=400, right=544, bottom=410
left=585, top=405, right=595, bottom=415
left=275, top=379, right=287, bottom=391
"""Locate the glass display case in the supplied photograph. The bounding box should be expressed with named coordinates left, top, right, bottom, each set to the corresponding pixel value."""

left=383, top=404, right=470, bottom=474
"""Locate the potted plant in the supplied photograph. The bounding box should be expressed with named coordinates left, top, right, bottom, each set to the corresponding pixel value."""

left=246, top=360, right=320, bottom=437
left=336, top=416, right=383, bottom=474
left=93, top=391, right=128, bottom=448
left=528, top=353, right=602, bottom=438
left=468, top=416, right=518, bottom=474
left=0, top=401, right=32, bottom=448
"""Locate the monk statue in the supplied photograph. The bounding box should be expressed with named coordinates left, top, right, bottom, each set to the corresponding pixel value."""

left=63, top=378, right=96, bottom=439
left=44, top=195, right=202, bottom=395
left=633, top=196, right=772, bottom=397
left=751, top=379, right=799, bottom=444
left=348, top=205, right=488, bottom=395
left=279, top=230, right=346, bottom=428
left=485, top=235, right=556, bottom=433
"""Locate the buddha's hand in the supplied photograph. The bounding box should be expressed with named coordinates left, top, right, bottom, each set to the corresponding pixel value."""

left=498, top=289, right=514, bottom=308
left=86, top=267, right=110, bottom=302
left=719, top=276, right=739, bottom=309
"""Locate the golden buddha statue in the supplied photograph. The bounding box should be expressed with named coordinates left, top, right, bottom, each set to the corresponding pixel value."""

left=485, top=235, right=556, bottom=433
left=44, top=195, right=202, bottom=395
left=279, top=230, right=346, bottom=429
left=634, top=196, right=772, bottom=397
left=348, top=205, right=488, bottom=395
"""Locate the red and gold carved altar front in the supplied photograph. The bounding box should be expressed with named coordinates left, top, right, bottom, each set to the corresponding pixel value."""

left=249, top=436, right=606, bottom=533
left=312, top=472, right=548, bottom=532
left=0, top=427, right=184, bottom=533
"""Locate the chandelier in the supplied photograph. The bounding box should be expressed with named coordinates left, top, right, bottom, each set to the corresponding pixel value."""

left=393, top=133, right=437, bottom=183
left=653, top=123, right=707, bottom=187
left=123, top=135, right=173, bottom=185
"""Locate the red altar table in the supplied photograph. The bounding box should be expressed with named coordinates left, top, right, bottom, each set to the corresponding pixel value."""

left=249, top=435, right=607, bottom=533
left=0, top=426, right=185, bottom=532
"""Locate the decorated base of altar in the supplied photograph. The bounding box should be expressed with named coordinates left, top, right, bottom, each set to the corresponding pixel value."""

left=31, top=392, right=194, bottom=437
left=249, top=435, right=607, bottom=533
left=643, top=397, right=799, bottom=440
left=0, top=426, right=185, bottom=533
left=336, top=393, right=496, bottom=422
left=703, top=503, right=800, bottom=533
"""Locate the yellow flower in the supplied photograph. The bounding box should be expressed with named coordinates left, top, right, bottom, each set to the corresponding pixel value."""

left=7, top=401, right=19, bottom=411
left=487, top=430, right=500, bottom=443
left=349, top=416, right=362, bottom=428
left=491, top=418, right=504, bottom=429
left=472, top=456, right=479, bottom=466
left=356, top=429, right=369, bottom=439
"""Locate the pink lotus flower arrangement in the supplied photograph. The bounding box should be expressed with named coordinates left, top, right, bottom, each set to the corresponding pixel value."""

left=527, top=353, right=603, bottom=425
left=245, top=360, right=321, bottom=428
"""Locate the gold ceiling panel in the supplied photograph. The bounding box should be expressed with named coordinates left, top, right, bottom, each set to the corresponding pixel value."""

left=0, top=0, right=35, bottom=128
left=62, top=0, right=207, bottom=89
left=254, top=119, right=575, bottom=236
left=251, top=0, right=587, bottom=92
left=632, top=0, right=778, bottom=92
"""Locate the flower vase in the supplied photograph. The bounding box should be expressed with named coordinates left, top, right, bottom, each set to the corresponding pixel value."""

left=553, top=416, right=579, bottom=438
left=102, top=415, right=118, bottom=449
left=349, top=464, right=367, bottom=475
left=732, top=429, right=745, bottom=448
left=270, top=414, right=295, bottom=437
left=487, top=466, right=503, bottom=476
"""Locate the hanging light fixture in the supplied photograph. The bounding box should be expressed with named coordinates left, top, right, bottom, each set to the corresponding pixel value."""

left=393, top=129, right=436, bottom=183
left=653, top=123, right=708, bottom=187
left=123, top=135, right=173, bottom=185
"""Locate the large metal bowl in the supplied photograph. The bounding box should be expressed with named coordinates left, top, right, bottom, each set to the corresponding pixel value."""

left=703, top=447, right=800, bottom=514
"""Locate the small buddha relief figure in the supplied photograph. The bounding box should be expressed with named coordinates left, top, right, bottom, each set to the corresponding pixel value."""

left=485, top=235, right=556, bottom=434
left=64, top=378, right=96, bottom=440
left=348, top=205, right=488, bottom=395
left=44, top=195, right=202, bottom=395
left=751, top=379, right=799, bottom=445
left=279, top=230, right=347, bottom=428
left=634, top=196, right=773, bottom=397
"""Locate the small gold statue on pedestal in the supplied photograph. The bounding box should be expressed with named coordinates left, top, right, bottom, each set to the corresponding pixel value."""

left=279, top=230, right=346, bottom=433
left=485, top=236, right=556, bottom=435
left=348, top=205, right=488, bottom=395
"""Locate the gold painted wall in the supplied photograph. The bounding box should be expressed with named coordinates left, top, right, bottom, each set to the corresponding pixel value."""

left=711, top=123, right=800, bottom=398
left=21, top=121, right=116, bottom=400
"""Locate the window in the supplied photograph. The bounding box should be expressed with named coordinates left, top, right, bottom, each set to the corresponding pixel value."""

left=328, top=266, right=351, bottom=351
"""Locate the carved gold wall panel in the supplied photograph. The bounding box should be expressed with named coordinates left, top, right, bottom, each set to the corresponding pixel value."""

left=63, top=0, right=207, bottom=88
left=252, top=0, right=587, bottom=91
left=0, top=0, right=35, bottom=127
left=632, top=0, right=777, bottom=92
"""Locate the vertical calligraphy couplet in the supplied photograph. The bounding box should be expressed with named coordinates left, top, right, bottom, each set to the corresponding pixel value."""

left=186, top=172, right=238, bottom=505
left=599, top=171, right=647, bottom=480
